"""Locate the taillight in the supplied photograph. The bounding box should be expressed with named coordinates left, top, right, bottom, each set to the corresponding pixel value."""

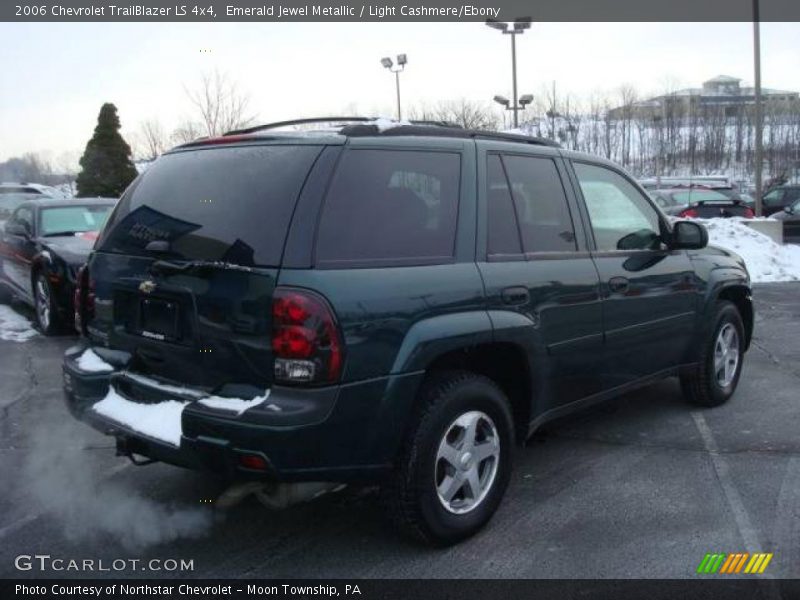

left=73, top=265, right=95, bottom=334
left=272, top=288, right=344, bottom=385
left=680, top=208, right=698, bottom=218
left=743, top=207, right=755, bottom=218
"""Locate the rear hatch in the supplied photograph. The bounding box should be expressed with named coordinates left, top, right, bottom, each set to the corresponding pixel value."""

left=86, top=143, right=324, bottom=392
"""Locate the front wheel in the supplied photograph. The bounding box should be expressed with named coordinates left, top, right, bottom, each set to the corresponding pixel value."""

left=681, top=300, right=745, bottom=407
left=33, top=272, right=61, bottom=335
left=381, top=371, right=514, bottom=545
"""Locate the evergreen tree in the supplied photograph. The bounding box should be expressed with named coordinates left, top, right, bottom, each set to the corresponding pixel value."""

left=76, top=103, right=137, bottom=197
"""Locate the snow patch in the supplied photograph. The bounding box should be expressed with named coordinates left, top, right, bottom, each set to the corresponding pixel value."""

left=702, top=218, right=800, bottom=283
left=198, top=389, right=274, bottom=415
left=0, top=305, right=38, bottom=342
left=369, top=117, right=413, bottom=132
left=93, top=388, right=188, bottom=447
left=77, top=348, right=114, bottom=373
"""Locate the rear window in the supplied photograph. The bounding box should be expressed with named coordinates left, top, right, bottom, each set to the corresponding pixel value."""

left=98, top=145, right=322, bottom=267
left=315, top=149, right=461, bottom=267
left=673, top=190, right=729, bottom=203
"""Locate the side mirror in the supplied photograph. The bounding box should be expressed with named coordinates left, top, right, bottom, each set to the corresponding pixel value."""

left=5, top=221, right=29, bottom=237
left=784, top=205, right=794, bottom=214
left=671, top=220, right=708, bottom=250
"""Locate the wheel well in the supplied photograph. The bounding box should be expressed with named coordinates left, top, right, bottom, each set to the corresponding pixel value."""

left=425, top=343, right=532, bottom=444
left=718, top=286, right=753, bottom=349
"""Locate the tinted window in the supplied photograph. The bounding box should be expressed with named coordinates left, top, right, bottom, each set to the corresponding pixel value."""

left=40, top=205, right=112, bottom=236
left=574, top=162, right=661, bottom=251
left=502, top=155, right=576, bottom=253
left=486, top=155, right=522, bottom=256
left=98, top=145, right=322, bottom=267
left=763, top=189, right=783, bottom=206
left=315, top=149, right=460, bottom=265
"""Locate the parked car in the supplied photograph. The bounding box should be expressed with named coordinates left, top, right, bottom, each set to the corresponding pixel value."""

left=762, top=184, right=800, bottom=217
left=0, top=198, right=116, bottom=333
left=62, top=119, right=753, bottom=545
left=652, top=188, right=754, bottom=219
left=639, top=176, right=731, bottom=190
left=0, top=182, right=64, bottom=199
left=772, top=198, right=800, bottom=243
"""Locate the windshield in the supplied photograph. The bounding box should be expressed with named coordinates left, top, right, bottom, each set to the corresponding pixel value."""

left=98, top=145, right=322, bottom=267
left=672, top=190, right=730, bottom=203
left=40, top=205, right=113, bottom=236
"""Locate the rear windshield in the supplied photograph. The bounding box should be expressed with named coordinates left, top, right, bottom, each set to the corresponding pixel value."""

left=98, top=145, right=321, bottom=267
left=673, top=190, right=729, bottom=203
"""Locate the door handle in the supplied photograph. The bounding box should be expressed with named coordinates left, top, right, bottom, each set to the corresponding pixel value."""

left=608, top=276, right=630, bottom=294
left=501, top=286, right=530, bottom=305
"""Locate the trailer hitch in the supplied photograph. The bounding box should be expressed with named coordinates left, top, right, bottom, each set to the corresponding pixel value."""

left=115, top=436, right=158, bottom=466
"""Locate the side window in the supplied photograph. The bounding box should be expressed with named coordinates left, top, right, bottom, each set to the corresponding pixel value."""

left=486, top=154, right=522, bottom=256
left=573, top=162, right=662, bottom=251
left=502, top=155, right=577, bottom=253
left=315, top=149, right=460, bottom=265
left=763, top=189, right=783, bottom=206
left=14, top=207, right=34, bottom=234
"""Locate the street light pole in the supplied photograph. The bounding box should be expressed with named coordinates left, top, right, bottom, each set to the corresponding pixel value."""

left=486, top=19, right=531, bottom=129
left=753, top=0, right=764, bottom=216
left=381, top=54, right=407, bottom=121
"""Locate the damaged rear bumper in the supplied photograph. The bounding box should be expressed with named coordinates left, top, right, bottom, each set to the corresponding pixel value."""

left=63, top=342, right=424, bottom=483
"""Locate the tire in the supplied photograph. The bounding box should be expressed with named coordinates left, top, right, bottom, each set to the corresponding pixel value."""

left=33, top=271, right=61, bottom=335
left=680, top=300, right=745, bottom=407
left=381, top=370, right=514, bottom=546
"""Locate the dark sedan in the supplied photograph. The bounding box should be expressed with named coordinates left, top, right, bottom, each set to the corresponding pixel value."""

left=762, top=185, right=800, bottom=217
left=0, top=198, right=116, bottom=334
left=651, top=188, right=754, bottom=219
left=772, top=198, right=800, bottom=243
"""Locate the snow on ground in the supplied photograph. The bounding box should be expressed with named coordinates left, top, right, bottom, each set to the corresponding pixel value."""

left=0, top=305, right=38, bottom=342
left=703, top=218, right=800, bottom=283
left=93, top=388, right=188, bottom=447
left=76, top=348, right=114, bottom=373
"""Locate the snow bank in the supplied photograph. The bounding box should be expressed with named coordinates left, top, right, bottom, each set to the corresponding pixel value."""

left=703, top=218, right=800, bottom=283
left=77, top=348, right=114, bottom=373
left=93, top=388, right=188, bottom=447
left=0, top=305, right=38, bottom=342
left=198, top=389, right=274, bottom=415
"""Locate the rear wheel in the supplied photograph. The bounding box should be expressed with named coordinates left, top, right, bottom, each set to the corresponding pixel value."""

left=33, top=272, right=60, bottom=335
left=681, top=300, right=745, bottom=407
left=381, top=371, right=514, bottom=545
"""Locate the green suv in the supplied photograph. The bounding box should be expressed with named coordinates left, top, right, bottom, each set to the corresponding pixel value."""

left=63, top=119, right=753, bottom=545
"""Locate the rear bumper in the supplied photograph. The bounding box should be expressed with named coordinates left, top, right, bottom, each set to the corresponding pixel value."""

left=63, top=343, right=423, bottom=482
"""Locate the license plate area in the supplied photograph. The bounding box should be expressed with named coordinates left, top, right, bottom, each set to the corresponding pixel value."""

left=138, top=297, right=180, bottom=342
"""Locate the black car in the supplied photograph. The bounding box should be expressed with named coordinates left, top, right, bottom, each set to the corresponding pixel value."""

left=762, top=184, right=800, bottom=217
left=651, top=188, right=755, bottom=219
left=772, top=198, right=800, bottom=243
left=0, top=198, right=116, bottom=334
left=63, top=119, right=752, bottom=545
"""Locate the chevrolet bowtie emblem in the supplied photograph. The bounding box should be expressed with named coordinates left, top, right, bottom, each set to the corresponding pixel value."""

left=139, top=280, right=157, bottom=294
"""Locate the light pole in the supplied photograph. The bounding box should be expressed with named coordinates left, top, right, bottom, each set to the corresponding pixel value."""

left=752, top=0, right=764, bottom=216
left=493, top=94, right=533, bottom=128
left=486, top=19, right=531, bottom=128
left=381, top=54, right=407, bottom=120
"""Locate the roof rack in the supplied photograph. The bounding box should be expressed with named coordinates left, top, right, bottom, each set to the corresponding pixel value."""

left=225, top=117, right=372, bottom=136
left=221, top=117, right=559, bottom=148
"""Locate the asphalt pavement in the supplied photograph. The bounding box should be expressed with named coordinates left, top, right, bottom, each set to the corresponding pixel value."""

left=0, top=283, right=798, bottom=579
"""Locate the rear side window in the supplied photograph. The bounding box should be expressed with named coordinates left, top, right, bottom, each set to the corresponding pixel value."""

left=486, top=155, right=522, bottom=256
left=315, top=149, right=461, bottom=266
left=502, top=155, right=577, bottom=253
left=98, top=145, right=322, bottom=267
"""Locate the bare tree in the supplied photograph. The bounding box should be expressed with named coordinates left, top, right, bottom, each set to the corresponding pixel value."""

left=171, top=120, right=205, bottom=144
left=138, top=118, right=169, bottom=160
left=410, top=99, right=500, bottom=130
left=184, top=70, right=255, bottom=137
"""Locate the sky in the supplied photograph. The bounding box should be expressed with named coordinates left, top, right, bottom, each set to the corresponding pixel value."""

left=0, top=21, right=798, bottom=165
